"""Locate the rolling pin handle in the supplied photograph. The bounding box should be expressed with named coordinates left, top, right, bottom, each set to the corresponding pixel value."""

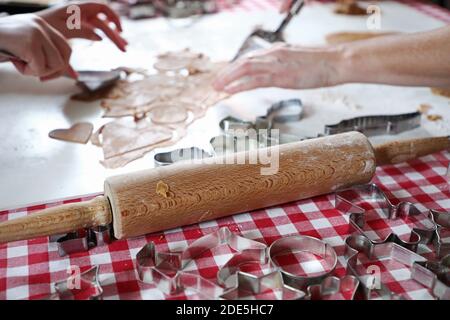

left=0, top=196, right=112, bottom=243
left=373, top=136, right=450, bottom=166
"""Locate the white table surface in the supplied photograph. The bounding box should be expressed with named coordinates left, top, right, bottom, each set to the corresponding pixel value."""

left=0, top=1, right=449, bottom=210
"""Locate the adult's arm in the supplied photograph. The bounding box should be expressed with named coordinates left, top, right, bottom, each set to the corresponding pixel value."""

left=213, top=26, right=450, bottom=94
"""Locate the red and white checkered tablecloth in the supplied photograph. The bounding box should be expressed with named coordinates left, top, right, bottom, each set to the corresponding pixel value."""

left=1, top=0, right=450, bottom=301
left=1, top=151, right=448, bottom=300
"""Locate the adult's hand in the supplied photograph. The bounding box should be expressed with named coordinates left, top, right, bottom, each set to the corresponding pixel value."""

left=213, top=44, right=345, bottom=94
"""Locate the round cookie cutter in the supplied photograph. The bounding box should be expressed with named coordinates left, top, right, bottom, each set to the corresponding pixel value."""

left=268, top=235, right=338, bottom=289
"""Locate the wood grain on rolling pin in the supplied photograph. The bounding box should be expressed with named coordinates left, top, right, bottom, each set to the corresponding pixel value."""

left=105, top=132, right=376, bottom=239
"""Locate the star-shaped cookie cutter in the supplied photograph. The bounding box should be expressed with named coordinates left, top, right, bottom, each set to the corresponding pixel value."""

left=135, top=227, right=267, bottom=298
left=306, top=275, right=360, bottom=300
left=219, top=270, right=306, bottom=300
left=429, top=210, right=450, bottom=258
left=345, top=234, right=449, bottom=300
left=46, top=265, right=103, bottom=300
left=335, top=184, right=437, bottom=252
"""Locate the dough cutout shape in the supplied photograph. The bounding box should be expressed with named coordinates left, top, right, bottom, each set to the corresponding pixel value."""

left=49, top=123, right=94, bottom=144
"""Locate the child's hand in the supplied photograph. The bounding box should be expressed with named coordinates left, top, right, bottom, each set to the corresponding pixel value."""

left=0, top=14, right=76, bottom=80
left=38, top=2, right=128, bottom=52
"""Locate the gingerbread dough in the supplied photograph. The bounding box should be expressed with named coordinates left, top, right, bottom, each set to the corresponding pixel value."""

left=88, top=49, right=229, bottom=168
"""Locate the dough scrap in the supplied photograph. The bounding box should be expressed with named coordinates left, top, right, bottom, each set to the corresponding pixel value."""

left=156, top=181, right=171, bottom=198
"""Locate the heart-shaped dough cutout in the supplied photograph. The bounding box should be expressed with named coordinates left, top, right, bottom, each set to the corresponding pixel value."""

left=49, top=122, right=94, bottom=144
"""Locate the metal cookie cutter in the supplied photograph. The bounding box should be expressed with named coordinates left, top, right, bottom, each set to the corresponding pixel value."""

left=254, top=99, right=304, bottom=130
left=217, top=250, right=268, bottom=288
left=76, top=70, right=122, bottom=92
left=220, top=99, right=304, bottom=132
left=49, top=225, right=113, bottom=257
left=268, top=235, right=338, bottom=290
left=154, top=147, right=212, bottom=166
left=155, top=0, right=217, bottom=19
left=430, top=210, right=450, bottom=258
left=306, top=275, right=360, bottom=300
left=155, top=99, right=304, bottom=165
left=210, top=133, right=266, bottom=156
left=219, top=116, right=254, bottom=132
left=324, top=111, right=421, bottom=137
left=213, top=99, right=303, bottom=155
left=46, top=265, right=103, bottom=300
left=335, top=184, right=437, bottom=252
left=345, top=235, right=449, bottom=300
left=139, top=265, right=224, bottom=299
left=412, top=255, right=450, bottom=300
left=220, top=270, right=306, bottom=300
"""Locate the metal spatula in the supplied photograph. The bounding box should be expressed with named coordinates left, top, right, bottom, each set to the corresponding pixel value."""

left=232, top=0, right=305, bottom=61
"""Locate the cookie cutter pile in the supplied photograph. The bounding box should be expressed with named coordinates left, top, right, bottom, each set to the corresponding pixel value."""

left=335, top=180, right=449, bottom=300
left=132, top=174, right=449, bottom=300
left=134, top=228, right=349, bottom=300
left=153, top=98, right=304, bottom=166
left=152, top=106, right=427, bottom=166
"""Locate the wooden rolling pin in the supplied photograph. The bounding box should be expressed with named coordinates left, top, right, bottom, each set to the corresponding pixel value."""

left=0, top=132, right=448, bottom=243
